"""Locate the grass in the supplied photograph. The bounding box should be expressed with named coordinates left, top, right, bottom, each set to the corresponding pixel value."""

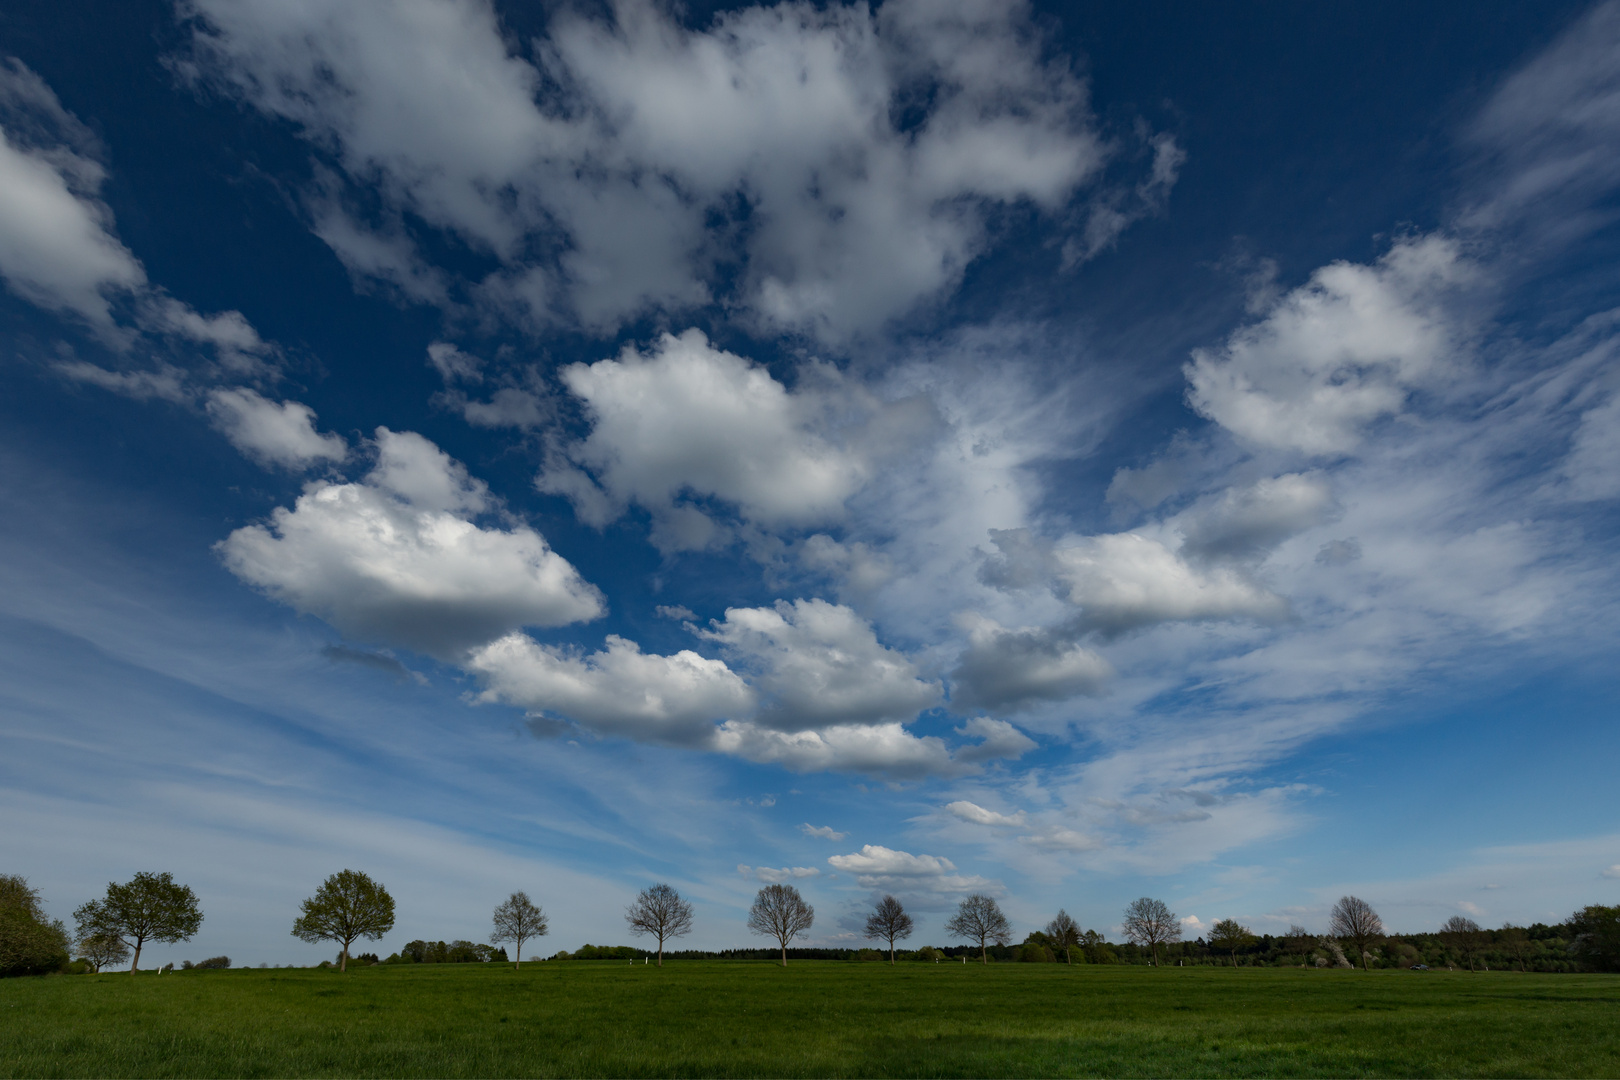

left=3, top=961, right=1619, bottom=1078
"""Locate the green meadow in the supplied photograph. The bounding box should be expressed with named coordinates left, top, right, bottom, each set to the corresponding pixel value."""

left=3, top=962, right=1618, bottom=1078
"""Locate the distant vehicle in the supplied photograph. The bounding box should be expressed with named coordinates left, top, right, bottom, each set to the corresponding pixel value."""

left=1410, top=964, right=1430, bottom=970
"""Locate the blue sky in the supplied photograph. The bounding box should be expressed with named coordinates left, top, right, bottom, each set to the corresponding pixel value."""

left=3, top=0, right=1619, bottom=966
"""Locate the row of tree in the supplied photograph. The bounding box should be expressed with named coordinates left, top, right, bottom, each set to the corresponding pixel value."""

left=6, top=869, right=1618, bottom=976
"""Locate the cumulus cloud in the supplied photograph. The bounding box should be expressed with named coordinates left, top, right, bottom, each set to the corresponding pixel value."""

left=826, top=844, right=993, bottom=894
left=540, top=330, right=876, bottom=547
left=467, top=632, right=754, bottom=745
left=699, top=598, right=940, bottom=730
left=180, top=0, right=1127, bottom=339
left=1185, top=235, right=1473, bottom=454
left=1174, top=473, right=1335, bottom=562
left=218, top=428, right=604, bottom=658
left=800, top=823, right=848, bottom=841
left=205, top=388, right=347, bottom=470
left=1051, top=532, right=1288, bottom=636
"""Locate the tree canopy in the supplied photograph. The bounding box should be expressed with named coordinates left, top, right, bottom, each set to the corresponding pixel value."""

left=1568, top=905, right=1620, bottom=972
left=1044, top=910, right=1081, bottom=964
left=1329, top=896, right=1384, bottom=971
left=1, top=875, right=70, bottom=978
left=74, top=871, right=202, bottom=974
left=291, top=870, right=394, bottom=972
left=1208, top=918, right=1256, bottom=966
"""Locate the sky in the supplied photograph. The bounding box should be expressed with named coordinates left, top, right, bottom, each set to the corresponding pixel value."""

left=2, top=0, right=1619, bottom=966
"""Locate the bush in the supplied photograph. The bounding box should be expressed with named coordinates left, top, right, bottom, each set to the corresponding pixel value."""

left=0, top=877, right=70, bottom=978
left=196, top=956, right=231, bottom=970
left=915, top=946, right=943, bottom=962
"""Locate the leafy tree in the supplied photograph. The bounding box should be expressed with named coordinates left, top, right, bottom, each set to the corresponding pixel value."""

left=1044, top=909, right=1081, bottom=964
left=1208, top=918, right=1257, bottom=966
left=1, top=875, right=70, bottom=977
left=945, top=894, right=1010, bottom=964
left=1499, top=922, right=1532, bottom=972
left=1122, top=897, right=1180, bottom=966
left=291, top=870, right=394, bottom=972
left=863, top=895, right=914, bottom=964
left=75, top=930, right=130, bottom=973
left=747, top=884, right=814, bottom=966
left=74, top=871, right=202, bottom=974
left=1329, top=896, right=1384, bottom=971
left=1080, top=928, right=1114, bottom=964
left=1567, top=904, right=1620, bottom=972
left=491, top=891, right=548, bottom=970
left=1440, top=915, right=1484, bottom=971
left=625, top=883, right=693, bottom=967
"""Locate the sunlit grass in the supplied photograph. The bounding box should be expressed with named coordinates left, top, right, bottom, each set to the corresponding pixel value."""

left=3, top=961, right=1618, bottom=1077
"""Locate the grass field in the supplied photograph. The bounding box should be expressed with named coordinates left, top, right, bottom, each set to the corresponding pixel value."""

left=3, top=961, right=1619, bottom=1078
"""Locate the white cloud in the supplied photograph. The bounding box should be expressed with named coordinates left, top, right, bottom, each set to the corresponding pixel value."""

left=738, top=864, right=821, bottom=883
left=1185, top=235, right=1472, bottom=454
left=218, top=429, right=604, bottom=659
left=699, top=598, right=940, bottom=730
left=468, top=632, right=754, bottom=746
left=205, top=388, right=347, bottom=470
left=945, top=800, right=1025, bottom=827
left=182, top=0, right=1120, bottom=339
left=1016, top=827, right=1101, bottom=853
left=826, top=843, right=993, bottom=894
left=1602, top=865, right=1620, bottom=879
left=712, top=719, right=953, bottom=779
left=1174, top=473, right=1335, bottom=562
left=541, top=330, right=868, bottom=546
left=1051, top=532, right=1288, bottom=636
left=1561, top=389, right=1620, bottom=500
left=800, top=823, right=848, bottom=841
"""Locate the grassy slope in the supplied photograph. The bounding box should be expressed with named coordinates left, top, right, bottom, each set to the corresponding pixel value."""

left=3, top=962, right=1618, bottom=1078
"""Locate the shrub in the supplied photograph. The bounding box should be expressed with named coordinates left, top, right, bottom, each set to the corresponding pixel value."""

left=196, top=956, right=231, bottom=970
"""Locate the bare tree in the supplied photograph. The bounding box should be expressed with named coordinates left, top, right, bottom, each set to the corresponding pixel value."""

left=1208, top=918, right=1256, bottom=967
left=863, top=895, right=914, bottom=964
left=1440, top=915, right=1483, bottom=972
left=1044, top=910, right=1081, bottom=964
left=1121, top=897, right=1180, bottom=966
left=291, top=870, right=395, bottom=972
left=748, top=884, right=813, bottom=966
left=945, top=894, right=1010, bottom=964
left=74, top=871, right=203, bottom=974
left=625, top=883, right=694, bottom=967
left=491, top=891, right=548, bottom=970
left=1329, top=896, right=1384, bottom=971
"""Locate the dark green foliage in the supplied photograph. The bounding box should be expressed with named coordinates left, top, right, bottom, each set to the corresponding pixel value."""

left=4, top=962, right=1620, bottom=1077
left=0, top=875, right=69, bottom=978
left=402, top=939, right=503, bottom=963
left=291, top=870, right=394, bottom=973
left=1567, top=905, right=1620, bottom=972
left=74, top=871, right=203, bottom=974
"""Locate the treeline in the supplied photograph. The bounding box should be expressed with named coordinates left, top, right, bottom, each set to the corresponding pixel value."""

left=6, top=868, right=1619, bottom=977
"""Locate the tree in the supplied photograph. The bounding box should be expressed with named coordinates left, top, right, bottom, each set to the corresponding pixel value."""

left=1440, top=915, right=1483, bottom=972
left=75, top=929, right=130, bottom=973
left=1044, top=909, right=1081, bottom=965
left=625, top=883, right=693, bottom=967
left=945, top=894, right=1011, bottom=964
left=747, top=884, right=814, bottom=966
left=1499, top=922, right=1531, bottom=972
left=1208, top=918, right=1257, bottom=967
left=863, top=895, right=914, bottom=964
left=291, top=870, right=395, bottom=972
left=1, top=875, right=70, bottom=977
left=74, top=871, right=202, bottom=974
left=1329, top=896, right=1384, bottom=971
left=491, top=891, right=548, bottom=970
left=1121, top=897, right=1180, bottom=966
left=1567, top=905, right=1620, bottom=972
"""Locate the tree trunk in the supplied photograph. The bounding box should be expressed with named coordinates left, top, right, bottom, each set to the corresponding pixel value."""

left=657, top=937, right=664, bottom=968
left=889, top=937, right=896, bottom=964
left=130, top=939, right=143, bottom=974
left=340, top=944, right=349, bottom=972
left=980, top=940, right=987, bottom=964
left=780, top=942, right=787, bottom=967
